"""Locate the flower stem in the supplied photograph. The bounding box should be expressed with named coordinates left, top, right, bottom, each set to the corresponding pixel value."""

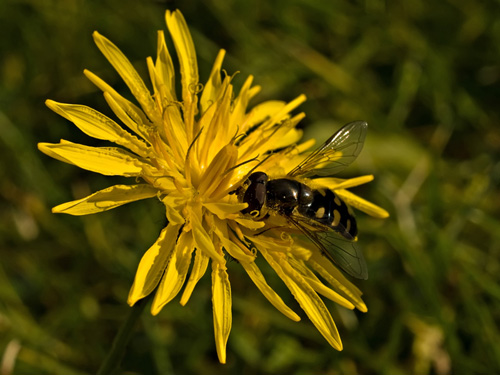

left=96, top=294, right=152, bottom=375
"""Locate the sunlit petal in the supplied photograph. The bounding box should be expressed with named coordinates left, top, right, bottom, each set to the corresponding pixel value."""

left=46, top=100, right=150, bottom=157
left=200, top=49, right=225, bottom=115
left=128, top=224, right=182, bottom=306
left=151, top=231, right=194, bottom=315
left=38, top=141, right=146, bottom=176
left=93, top=31, right=160, bottom=124
left=241, top=261, right=300, bottom=321
left=261, top=248, right=342, bottom=350
left=53, top=184, right=158, bottom=215
left=180, top=248, right=209, bottom=306
left=212, top=262, right=232, bottom=364
left=84, top=69, right=152, bottom=141
left=336, top=188, right=390, bottom=218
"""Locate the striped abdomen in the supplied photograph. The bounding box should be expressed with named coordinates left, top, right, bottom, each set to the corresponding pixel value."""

left=298, top=189, right=357, bottom=239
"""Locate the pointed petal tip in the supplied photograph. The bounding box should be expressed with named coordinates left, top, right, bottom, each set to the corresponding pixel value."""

left=92, top=31, right=103, bottom=44
left=165, top=9, right=178, bottom=23
left=166, top=9, right=182, bottom=18
left=150, top=309, right=160, bottom=316
left=150, top=303, right=162, bottom=316
left=127, top=288, right=144, bottom=308
left=45, top=100, right=62, bottom=115
left=379, top=209, right=390, bottom=218
left=37, top=142, right=54, bottom=155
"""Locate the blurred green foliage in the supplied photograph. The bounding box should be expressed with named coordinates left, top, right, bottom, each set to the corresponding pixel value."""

left=1, top=0, right=499, bottom=374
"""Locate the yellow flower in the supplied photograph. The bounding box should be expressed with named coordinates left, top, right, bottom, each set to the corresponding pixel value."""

left=38, top=10, right=388, bottom=363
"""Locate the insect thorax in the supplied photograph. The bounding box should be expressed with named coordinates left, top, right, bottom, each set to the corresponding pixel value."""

left=265, top=179, right=313, bottom=214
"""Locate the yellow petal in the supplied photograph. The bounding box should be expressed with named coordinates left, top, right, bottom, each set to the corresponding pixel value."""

left=38, top=140, right=145, bottom=176
left=161, top=103, right=189, bottom=166
left=198, top=144, right=238, bottom=198
left=212, top=218, right=255, bottom=264
left=203, top=201, right=248, bottom=220
left=165, top=10, right=198, bottom=106
left=313, top=175, right=374, bottom=190
left=308, top=254, right=367, bottom=312
left=165, top=10, right=199, bottom=139
left=240, top=260, right=300, bottom=321
left=102, top=92, right=152, bottom=146
left=161, top=195, right=187, bottom=225
left=212, top=262, right=232, bottom=364
left=288, top=257, right=355, bottom=310
left=128, top=224, right=181, bottom=305
left=242, top=100, right=287, bottom=133
left=285, top=272, right=342, bottom=350
left=200, top=49, right=225, bottom=115
left=195, top=75, right=234, bottom=168
left=260, top=248, right=343, bottom=350
left=92, top=31, right=160, bottom=125
left=151, top=231, right=194, bottom=315
left=239, top=107, right=305, bottom=158
left=265, top=94, right=306, bottom=130
left=234, top=217, right=265, bottom=230
left=147, top=56, right=168, bottom=109
left=336, top=188, right=390, bottom=218
left=45, top=100, right=149, bottom=156
left=190, top=205, right=225, bottom=263
left=267, top=123, right=304, bottom=150
left=84, top=69, right=152, bottom=141
left=147, top=53, right=189, bottom=162
left=52, top=184, right=158, bottom=215
left=296, top=138, right=316, bottom=153
left=245, top=113, right=304, bottom=161
left=197, top=97, right=218, bottom=156
left=229, top=75, right=254, bottom=135
left=180, top=248, right=209, bottom=305
left=155, top=30, right=177, bottom=102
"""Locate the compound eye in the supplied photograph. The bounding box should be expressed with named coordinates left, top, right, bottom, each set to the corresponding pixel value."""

left=242, top=174, right=267, bottom=215
left=248, top=171, right=269, bottom=184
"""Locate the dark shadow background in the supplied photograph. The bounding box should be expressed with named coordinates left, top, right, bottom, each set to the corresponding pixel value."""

left=1, top=0, right=499, bottom=374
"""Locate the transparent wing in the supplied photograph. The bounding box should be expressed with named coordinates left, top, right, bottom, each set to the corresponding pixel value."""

left=289, top=215, right=368, bottom=279
left=288, top=121, right=368, bottom=178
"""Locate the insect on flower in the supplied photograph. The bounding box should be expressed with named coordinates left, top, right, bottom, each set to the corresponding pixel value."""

left=38, top=9, right=390, bottom=362
left=239, top=121, right=369, bottom=279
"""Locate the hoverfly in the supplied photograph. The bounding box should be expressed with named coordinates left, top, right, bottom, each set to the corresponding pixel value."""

left=239, top=121, right=369, bottom=279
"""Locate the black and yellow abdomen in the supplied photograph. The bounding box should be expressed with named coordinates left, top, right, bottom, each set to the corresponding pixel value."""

left=298, top=189, right=357, bottom=239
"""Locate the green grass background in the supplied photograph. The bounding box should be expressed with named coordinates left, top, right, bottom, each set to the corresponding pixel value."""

left=1, top=0, right=499, bottom=374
